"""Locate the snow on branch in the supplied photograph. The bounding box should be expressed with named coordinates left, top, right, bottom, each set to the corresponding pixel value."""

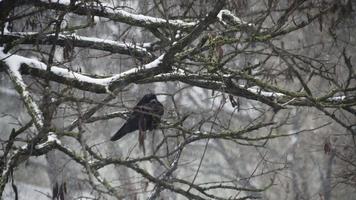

left=0, top=131, right=60, bottom=192
left=0, top=49, right=165, bottom=93
left=217, top=9, right=253, bottom=27
left=5, top=68, right=44, bottom=130
left=35, top=132, right=61, bottom=149
left=107, top=6, right=196, bottom=29
left=148, top=71, right=350, bottom=109
left=1, top=32, right=153, bottom=59
left=28, top=1, right=255, bottom=32
left=1, top=48, right=44, bottom=130
left=32, top=0, right=196, bottom=29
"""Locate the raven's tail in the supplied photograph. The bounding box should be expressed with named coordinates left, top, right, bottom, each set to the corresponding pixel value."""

left=110, top=122, right=136, bottom=141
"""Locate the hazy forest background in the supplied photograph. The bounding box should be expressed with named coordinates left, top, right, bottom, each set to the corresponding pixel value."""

left=0, top=0, right=355, bottom=199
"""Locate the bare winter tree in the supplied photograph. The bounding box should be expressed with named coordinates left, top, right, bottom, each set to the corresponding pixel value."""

left=0, top=0, right=355, bottom=199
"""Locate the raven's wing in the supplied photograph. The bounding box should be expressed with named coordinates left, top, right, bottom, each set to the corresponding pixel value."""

left=110, top=94, right=161, bottom=141
left=110, top=113, right=139, bottom=141
left=110, top=95, right=151, bottom=141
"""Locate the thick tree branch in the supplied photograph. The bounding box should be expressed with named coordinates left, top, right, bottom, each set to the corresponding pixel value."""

left=2, top=53, right=353, bottom=111
left=2, top=61, right=44, bottom=130
left=0, top=51, right=165, bottom=93
left=20, top=0, right=196, bottom=30
left=0, top=132, right=60, bottom=196
left=1, top=32, right=154, bottom=59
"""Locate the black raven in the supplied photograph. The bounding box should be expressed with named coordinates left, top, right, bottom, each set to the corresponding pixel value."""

left=110, top=93, right=164, bottom=141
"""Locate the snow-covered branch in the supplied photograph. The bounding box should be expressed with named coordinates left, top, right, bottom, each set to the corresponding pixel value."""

left=143, top=71, right=352, bottom=109
left=217, top=9, right=254, bottom=28
left=24, top=1, right=249, bottom=31
left=2, top=48, right=351, bottom=111
left=0, top=50, right=165, bottom=93
left=0, top=132, right=60, bottom=195
left=0, top=0, right=225, bottom=95
left=24, top=0, right=197, bottom=29
left=5, top=68, right=44, bottom=130
left=1, top=32, right=154, bottom=59
left=1, top=49, right=44, bottom=130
